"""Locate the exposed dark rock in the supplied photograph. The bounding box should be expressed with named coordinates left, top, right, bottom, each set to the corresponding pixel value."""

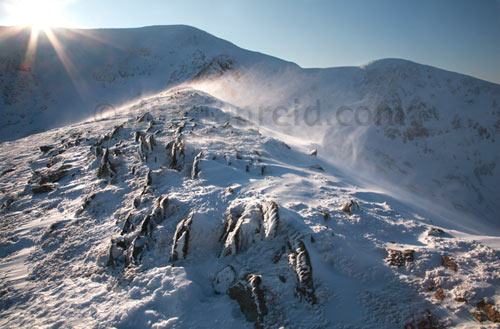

left=166, top=137, right=185, bottom=171
left=191, top=151, right=203, bottom=179
left=441, top=255, right=458, bottom=272
left=309, top=149, right=317, bottom=156
left=32, top=184, right=54, bottom=194
left=477, top=301, right=500, bottom=323
left=39, top=165, right=70, bottom=184
left=170, top=212, right=194, bottom=261
left=97, top=148, right=116, bottom=178
left=121, top=213, right=135, bottom=235
left=176, top=121, right=186, bottom=135
left=428, top=227, right=445, bottom=237
left=194, top=55, right=235, bottom=80
left=341, top=199, right=360, bottom=216
left=146, top=170, right=152, bottom=186
left=289, top=238, right=317, bottom=304
left=1, top=197, right=14, bottom=210
left=310, top=164, right=324, bottom=171
left=151, top=195, right=169, bottom=223
left=39, top=145, right=54, bottom=153
left=148, top=134, right=156, bottom=150
left=75, top=193, right=96, bottom=216
left=137, top=134, right=149, bottom=161
left=129, top=215, right=154, bottom=263
left=228, top=274, right=268, bottom=328
left=107, top=237, right=128, bottom=266
left=434, top=287, right=444, bottom=301
left=134, top=131, right=145, bottom=142
left=110, top=124, right=122, bottom=138
left=1, top=168, right=15, bottom=177
left=386, top=249, right=415, bottom=267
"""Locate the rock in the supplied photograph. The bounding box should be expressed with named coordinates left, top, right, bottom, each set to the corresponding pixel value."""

left=166, top=137, right=185, bottom=171
left=472, top=311, right=487, bottom=323
left=228, top=274, right=268, bottom=328
left=170, top=212, right=194, bottom=261
left=191, top=151, right=203, bottom=179
left=32, top=184, right=54, bottom=194
left=428, top=227, right=445, bottom=237
left=386, top=249, right=414, bottom=267
left=1, top=168, right=15, bottom=177
left=340, top=199, right=360, bottom=216
left=434, top=287, right=444, bottom=301
left=289, top=239, right=317, bottom=304
left=97, top=148, right=116, bottom=178
left=213, top=265, right=237, bottom=294
left=441, top=255, right=458, bottom=272
left=309, top=149, right=317, bottom=156
left=137, top=134, right=149, bottom=161
left=134, top=131, right=145, bottom=142
left=136, top=112, right=153, bottom=122
left=148, top=134, right=156, bottom=150
left=151, top=195, right=169, bottom=223
left=121, top=213, right=135, bottom=235
left=39, top=145, right=54, bottom=153
left=261, top=201, right=279, bottom=238
left=110, top=124, right=122, bottom=138
left=477, top=301, right=500, bottom=323
left=310, top=164, right=324, bottom=171
left=128, top=214, right=156, bottom=263
left=107, top=238, right=128, bottom=266
left=220, top=201, right=281, bottom=257
left=220, top=203, right=262, bottom=257
left=39, top=165, right=70, bottom=184
left=1, top=197, right=14, bottom=210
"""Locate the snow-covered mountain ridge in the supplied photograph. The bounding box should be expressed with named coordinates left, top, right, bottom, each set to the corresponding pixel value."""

left=1, top=25, right=500, bottom=328
left=2, top=25, right=498, bottom=226
left=1, top=88, right=499, bottom=328
left=0, top=25, right=295, bottom=142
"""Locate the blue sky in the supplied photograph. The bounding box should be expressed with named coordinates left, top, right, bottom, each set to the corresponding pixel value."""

left=1, top=0, right=499, bottom=83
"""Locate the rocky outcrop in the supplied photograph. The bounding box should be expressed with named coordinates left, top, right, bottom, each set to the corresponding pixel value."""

left=220, top=201, right=280, bottom=257
left=261, top=201, right=279, bottom=238
left=166, top=137, right=186, bottom=171
left=441, top=255, right=458, bottom=272
left=191, top=151, right=203, bottom=179
left=340, top=199, right=360, bottom=216
left=386, top=249, right=415, bottom=267
left=170, top=212, right=194, bottom=261
left=97, top=148, right=116, bottom=179
left=228, top=274, right=268, bottom=328
left=289, top=238, right=317, bottom=304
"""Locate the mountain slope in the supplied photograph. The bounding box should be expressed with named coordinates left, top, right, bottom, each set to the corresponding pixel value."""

left=0, top=25, right=297, bottom=142
left=1, top=88, right=499, bottom=328
left=2, top=25, right=499, bottom=228
left=190, top=58, right=500, bottom=229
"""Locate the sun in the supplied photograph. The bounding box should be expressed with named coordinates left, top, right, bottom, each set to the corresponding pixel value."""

left=3, top=0, right=68, bottom=30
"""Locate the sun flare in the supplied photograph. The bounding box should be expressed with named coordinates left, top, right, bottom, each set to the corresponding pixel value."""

left=3, top=0, right=68, bottom=30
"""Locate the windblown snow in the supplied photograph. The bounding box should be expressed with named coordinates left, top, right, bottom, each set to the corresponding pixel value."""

left=1, top=25, right=500, bottom=328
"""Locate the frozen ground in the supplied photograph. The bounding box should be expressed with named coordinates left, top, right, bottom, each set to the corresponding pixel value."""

left=1, top=88, right=499, bottom=328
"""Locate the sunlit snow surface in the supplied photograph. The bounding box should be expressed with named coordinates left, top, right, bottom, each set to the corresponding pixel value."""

left=1, top=88, right=499, bottom=328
